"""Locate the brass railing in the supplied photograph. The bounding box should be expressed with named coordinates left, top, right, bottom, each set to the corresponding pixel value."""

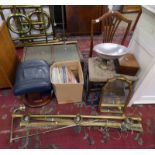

left=0, top=5, right=62, bottom=47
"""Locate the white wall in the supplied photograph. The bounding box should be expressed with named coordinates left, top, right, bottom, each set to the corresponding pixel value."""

left=129, top=6, right=155, bottom=106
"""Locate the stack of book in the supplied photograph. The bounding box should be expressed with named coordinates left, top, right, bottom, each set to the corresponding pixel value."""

left=51, top=66, right=78, bottom=84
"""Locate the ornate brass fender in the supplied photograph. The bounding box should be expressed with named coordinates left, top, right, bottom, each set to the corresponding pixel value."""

left=10, top=105, right=143, bottom=143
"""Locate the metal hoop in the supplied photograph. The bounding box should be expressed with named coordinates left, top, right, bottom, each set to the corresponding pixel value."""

left=28, top=10, right=51, bottom=30
left=7, top=13, right=31, bottom=34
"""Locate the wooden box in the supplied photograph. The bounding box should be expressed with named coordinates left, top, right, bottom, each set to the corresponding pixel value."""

left=114, top=54, right=140, bottom=76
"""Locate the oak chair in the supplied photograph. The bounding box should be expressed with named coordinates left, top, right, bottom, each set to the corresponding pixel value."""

left=89, top=11, right=132, bottom=57
left=85, top=11, right=136, bottom=101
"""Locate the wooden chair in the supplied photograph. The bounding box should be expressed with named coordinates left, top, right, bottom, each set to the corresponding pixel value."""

left=89, top=11, right=132, bottom=57
left=85, top=11, right=135, bottom=101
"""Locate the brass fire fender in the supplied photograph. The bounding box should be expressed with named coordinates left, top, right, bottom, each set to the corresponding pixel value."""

left=0, top=5, right=62, bottom=47
left=10, top=105, right=143, bottom=143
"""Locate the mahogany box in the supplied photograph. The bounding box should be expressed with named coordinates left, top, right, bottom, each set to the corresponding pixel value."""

left=114, top=54, right=140, bottom=76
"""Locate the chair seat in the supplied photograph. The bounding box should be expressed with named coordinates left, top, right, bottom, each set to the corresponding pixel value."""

left=13, top=60, right=51, bottom=96
left=88, top=57, right=138, bottom=82
left=88, top=57, right=116, bottom=82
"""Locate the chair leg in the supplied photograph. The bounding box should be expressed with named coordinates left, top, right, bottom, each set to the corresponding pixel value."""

left=86, top=79, right=92, bottom=102
left=84, top=73, right=89, bottom=102
left=83, top=62, right=89, bottom=102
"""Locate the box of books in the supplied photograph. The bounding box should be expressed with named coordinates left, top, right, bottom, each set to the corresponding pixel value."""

left=50, top=60, right=84, bottom=104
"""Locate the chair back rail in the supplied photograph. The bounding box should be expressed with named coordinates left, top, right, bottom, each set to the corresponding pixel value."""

left=90, top=11, right=132, bottom=57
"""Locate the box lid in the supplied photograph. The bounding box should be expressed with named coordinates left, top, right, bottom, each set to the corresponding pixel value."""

left=118, top=54, right=139, bottom=68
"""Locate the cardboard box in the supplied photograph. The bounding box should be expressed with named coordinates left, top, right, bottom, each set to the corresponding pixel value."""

left=50, top=60, right=84, bottom=104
